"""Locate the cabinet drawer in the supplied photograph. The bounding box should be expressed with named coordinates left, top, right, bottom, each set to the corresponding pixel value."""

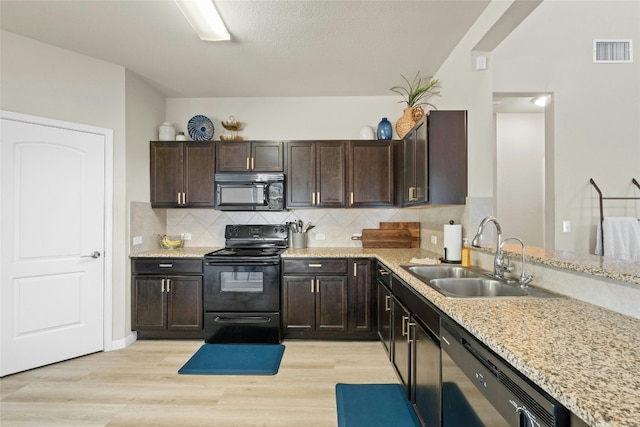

left=376, top=262, right=392, bottom=287
left=283, top=259, right=348, bottom=274
left=132, top=258, right=203, bottom=275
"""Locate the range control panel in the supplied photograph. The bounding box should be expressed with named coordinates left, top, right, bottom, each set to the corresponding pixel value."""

left=225, top=224, right=288, bottom=240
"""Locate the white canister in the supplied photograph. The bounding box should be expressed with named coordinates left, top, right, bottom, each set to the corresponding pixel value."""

left=176, top=131, right=186, bottom=141
left=158, top=122, right=175, bottom=141
left=359, top=126, right=375, bottom=140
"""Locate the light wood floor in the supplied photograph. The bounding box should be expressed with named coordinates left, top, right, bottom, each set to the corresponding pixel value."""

left=1, top=340, right=399, bottom=426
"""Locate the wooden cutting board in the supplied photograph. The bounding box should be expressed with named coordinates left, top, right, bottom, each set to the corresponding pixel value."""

left=360, top=229, right=413, bottom=248
left=380, top=222, right=420, bottom=248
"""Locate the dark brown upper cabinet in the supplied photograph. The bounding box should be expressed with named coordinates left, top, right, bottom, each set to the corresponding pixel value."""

left=216, top=141, right=284, bottom=172
left=348, top=140, right=394, bottom=207
left=395, top=111, right=467, bottom=207
left=287, top=141, right=346, bottom=208
left=395, top=118, right=428, bottom=206
left=150, top=141, right=215, bottom=208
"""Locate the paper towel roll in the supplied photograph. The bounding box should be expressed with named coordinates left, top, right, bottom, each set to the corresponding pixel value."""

left=443, top=224, right=462, bottom=262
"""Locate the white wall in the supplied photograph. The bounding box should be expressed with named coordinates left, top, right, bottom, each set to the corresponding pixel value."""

left=124, top=70, right=167, bottom=335
left=0, top=30, right=132, bottom=343
left=0, top=31, right=170, bottom=343
left=491, top=0, right=640, bottom=254
left=496, top=113, right=545, bottom=247
left=166, top=96, right=401, bottom=141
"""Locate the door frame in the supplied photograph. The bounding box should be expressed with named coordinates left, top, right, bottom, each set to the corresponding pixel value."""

left=1, top=110, right=114, bottom=351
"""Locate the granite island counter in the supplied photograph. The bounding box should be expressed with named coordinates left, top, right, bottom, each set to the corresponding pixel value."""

left=283, top=247, right=640, bottom=427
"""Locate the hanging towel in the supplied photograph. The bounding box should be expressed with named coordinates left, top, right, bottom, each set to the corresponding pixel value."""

left=595, top=217, right=640, bottom=260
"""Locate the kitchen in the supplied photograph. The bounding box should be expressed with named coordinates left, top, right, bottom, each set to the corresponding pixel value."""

left=1, top=1, right=639, bottom=426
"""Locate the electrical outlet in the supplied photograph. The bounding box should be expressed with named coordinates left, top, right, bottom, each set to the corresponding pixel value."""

left=562, top=220, right=571, bottom=233
left=430, top=235, right=438, bottom=244
left=132, top=236, right=143, bottom=245
left=315, top=233, right=326, bottom=240
left=182, top=232, right=192, bottom=240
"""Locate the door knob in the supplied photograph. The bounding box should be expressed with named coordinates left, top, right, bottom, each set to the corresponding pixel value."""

left=81, top=251, right=101, bottom=259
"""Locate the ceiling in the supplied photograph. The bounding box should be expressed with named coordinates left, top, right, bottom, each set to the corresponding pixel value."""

left=0, top=0, right=491, bottom=98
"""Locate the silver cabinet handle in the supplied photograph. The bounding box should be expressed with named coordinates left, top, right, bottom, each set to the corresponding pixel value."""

left=308, top=263, right=322, bottom=268
left=159, top=263, right=173, bottom=268
left=81, top=251, right=101, bottom=259
left=166, top=278, right=171, bottom=292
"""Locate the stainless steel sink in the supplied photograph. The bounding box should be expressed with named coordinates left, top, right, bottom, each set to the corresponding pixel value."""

left=401, top=265, right=562, bottom=299
left=404, top=265, right=484, bottom=279
left=429, top=278, right=529, bottom=298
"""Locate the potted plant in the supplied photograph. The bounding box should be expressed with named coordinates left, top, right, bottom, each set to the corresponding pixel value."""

left=390, top=72, right=441, bottom=138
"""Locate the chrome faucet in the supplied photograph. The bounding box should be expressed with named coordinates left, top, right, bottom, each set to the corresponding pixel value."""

left=471, top=216, right=513, bottom=279
left=500, top=237, right=534, bottom=287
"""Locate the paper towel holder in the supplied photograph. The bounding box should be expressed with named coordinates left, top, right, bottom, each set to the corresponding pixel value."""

left=440, top=220, right=462, bottom=264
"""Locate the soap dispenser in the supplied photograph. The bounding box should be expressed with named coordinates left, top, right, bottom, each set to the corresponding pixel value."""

left=461, top=238, right=471, bottom=268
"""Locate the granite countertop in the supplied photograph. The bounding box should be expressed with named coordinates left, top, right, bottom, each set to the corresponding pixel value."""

left=488, top=243, right=640, bottom=286
left=130, top=247, right=220, bottom=258
left=283, top=247, right=640, bottom=427
left=130, top=246, right=640, bottom=425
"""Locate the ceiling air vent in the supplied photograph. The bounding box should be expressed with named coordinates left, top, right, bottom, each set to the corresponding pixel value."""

left=593, top=39, right=633, bottom=63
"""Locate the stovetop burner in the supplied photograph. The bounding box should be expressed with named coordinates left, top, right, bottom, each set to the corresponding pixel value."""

left=204, top=224, right=289, bottom=261
left=205, top=247, right=286, bottom=258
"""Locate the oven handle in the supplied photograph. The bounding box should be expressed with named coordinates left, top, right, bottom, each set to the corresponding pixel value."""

left=204, top=260, right=280, bottom=267
left=213, top=316, right=273, bottom=324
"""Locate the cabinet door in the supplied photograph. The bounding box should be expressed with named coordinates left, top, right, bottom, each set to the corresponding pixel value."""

left=349, top=141, right=394, bottom=207
left=252, top=142, right=284, bottom=171
left=377, top=280, right=392, bottom=357
left=392, top=296, right=411, bottom=394
left=402, top=128, right=417, bottom=206
left=317, top=141, right=346, bottom=207
left=349, top=259, right=372, bottom=333
left=150, top=142, right=184, bottom=207
left=413, top=119, right=427, bottom=204
left=316, top=276, right=348, bottom=331
left=282, top=276, right=316, bottom=332
left=132, top=276, right=167, bottom=330
left=184, top=143, right=215, bottom=207
left=167, top=276, right=203, bottom=331
left=216, top=142, right=252, bottom=171
left=428, top=110, right=467, bottom=205
left=412, top=319, right=441, bottom=427
left=287, top=142, right=316, bottom=207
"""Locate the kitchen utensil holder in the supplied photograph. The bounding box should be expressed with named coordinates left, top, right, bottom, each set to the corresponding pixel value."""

left=292, top=232, right=306, bottom=249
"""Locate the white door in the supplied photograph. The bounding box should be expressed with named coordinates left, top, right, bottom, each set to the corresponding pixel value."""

left=1, top=114, right=106, bottom=376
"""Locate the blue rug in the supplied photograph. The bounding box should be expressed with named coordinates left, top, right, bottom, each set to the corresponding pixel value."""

left=178, top=344, right=285, bottom=375
left=336, top=383, right=420, bottom=427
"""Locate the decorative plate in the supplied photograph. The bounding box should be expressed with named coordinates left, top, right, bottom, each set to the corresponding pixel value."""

left=187, top=115, right=214, bottom=141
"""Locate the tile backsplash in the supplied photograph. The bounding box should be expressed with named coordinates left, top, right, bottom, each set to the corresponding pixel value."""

left=130, top=202, right=468, bottom=252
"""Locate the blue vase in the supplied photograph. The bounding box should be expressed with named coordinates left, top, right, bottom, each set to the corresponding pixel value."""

left=377, top=117, right=392, bottom=140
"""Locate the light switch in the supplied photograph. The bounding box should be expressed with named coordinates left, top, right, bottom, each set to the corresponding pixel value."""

left=133, top=236, right=143, bottom=245
left=562, top=220, right=571, bottom=233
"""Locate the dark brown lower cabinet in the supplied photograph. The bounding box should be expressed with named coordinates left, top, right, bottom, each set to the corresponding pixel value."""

left=282, top=258, right=375, bottom=339
left=391, top=274, right=442, bottom=427
left=282, top=275, right=348, bottom=334
left=131, top=258, right=203, bottom=339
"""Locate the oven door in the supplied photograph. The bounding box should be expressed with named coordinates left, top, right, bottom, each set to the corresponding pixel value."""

left=204, top=261, right=280, bottom=312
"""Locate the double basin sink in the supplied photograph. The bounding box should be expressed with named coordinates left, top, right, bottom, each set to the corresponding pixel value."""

left=401, top=265, right=562, bottom=299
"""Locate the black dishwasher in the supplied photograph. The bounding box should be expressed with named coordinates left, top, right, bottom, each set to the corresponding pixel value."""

left=441, top=318, right=569, bottom=427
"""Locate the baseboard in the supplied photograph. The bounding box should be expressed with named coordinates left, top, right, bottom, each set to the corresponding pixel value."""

left=109, top=331, right=137, bottom=351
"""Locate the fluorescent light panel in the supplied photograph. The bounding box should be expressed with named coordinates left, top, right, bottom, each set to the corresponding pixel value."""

left=174, top=0, right=230, bottom=41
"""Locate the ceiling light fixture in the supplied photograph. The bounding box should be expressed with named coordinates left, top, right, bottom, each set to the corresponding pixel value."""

left=532, top=95, right=547, bottom=107
left=174, top=0, right=230, bottom=41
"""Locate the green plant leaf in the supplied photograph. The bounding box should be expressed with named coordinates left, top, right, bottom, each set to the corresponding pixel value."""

left=389, top=72, right=441, bottom=107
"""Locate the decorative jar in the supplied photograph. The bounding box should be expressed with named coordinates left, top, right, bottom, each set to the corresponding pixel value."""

left=158, top=122, right=175, bottom=141
left=377, top=118, right=392, bottom=140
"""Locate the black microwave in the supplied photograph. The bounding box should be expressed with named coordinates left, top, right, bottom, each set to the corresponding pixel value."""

left=214, top=173, right=285, bottom=211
